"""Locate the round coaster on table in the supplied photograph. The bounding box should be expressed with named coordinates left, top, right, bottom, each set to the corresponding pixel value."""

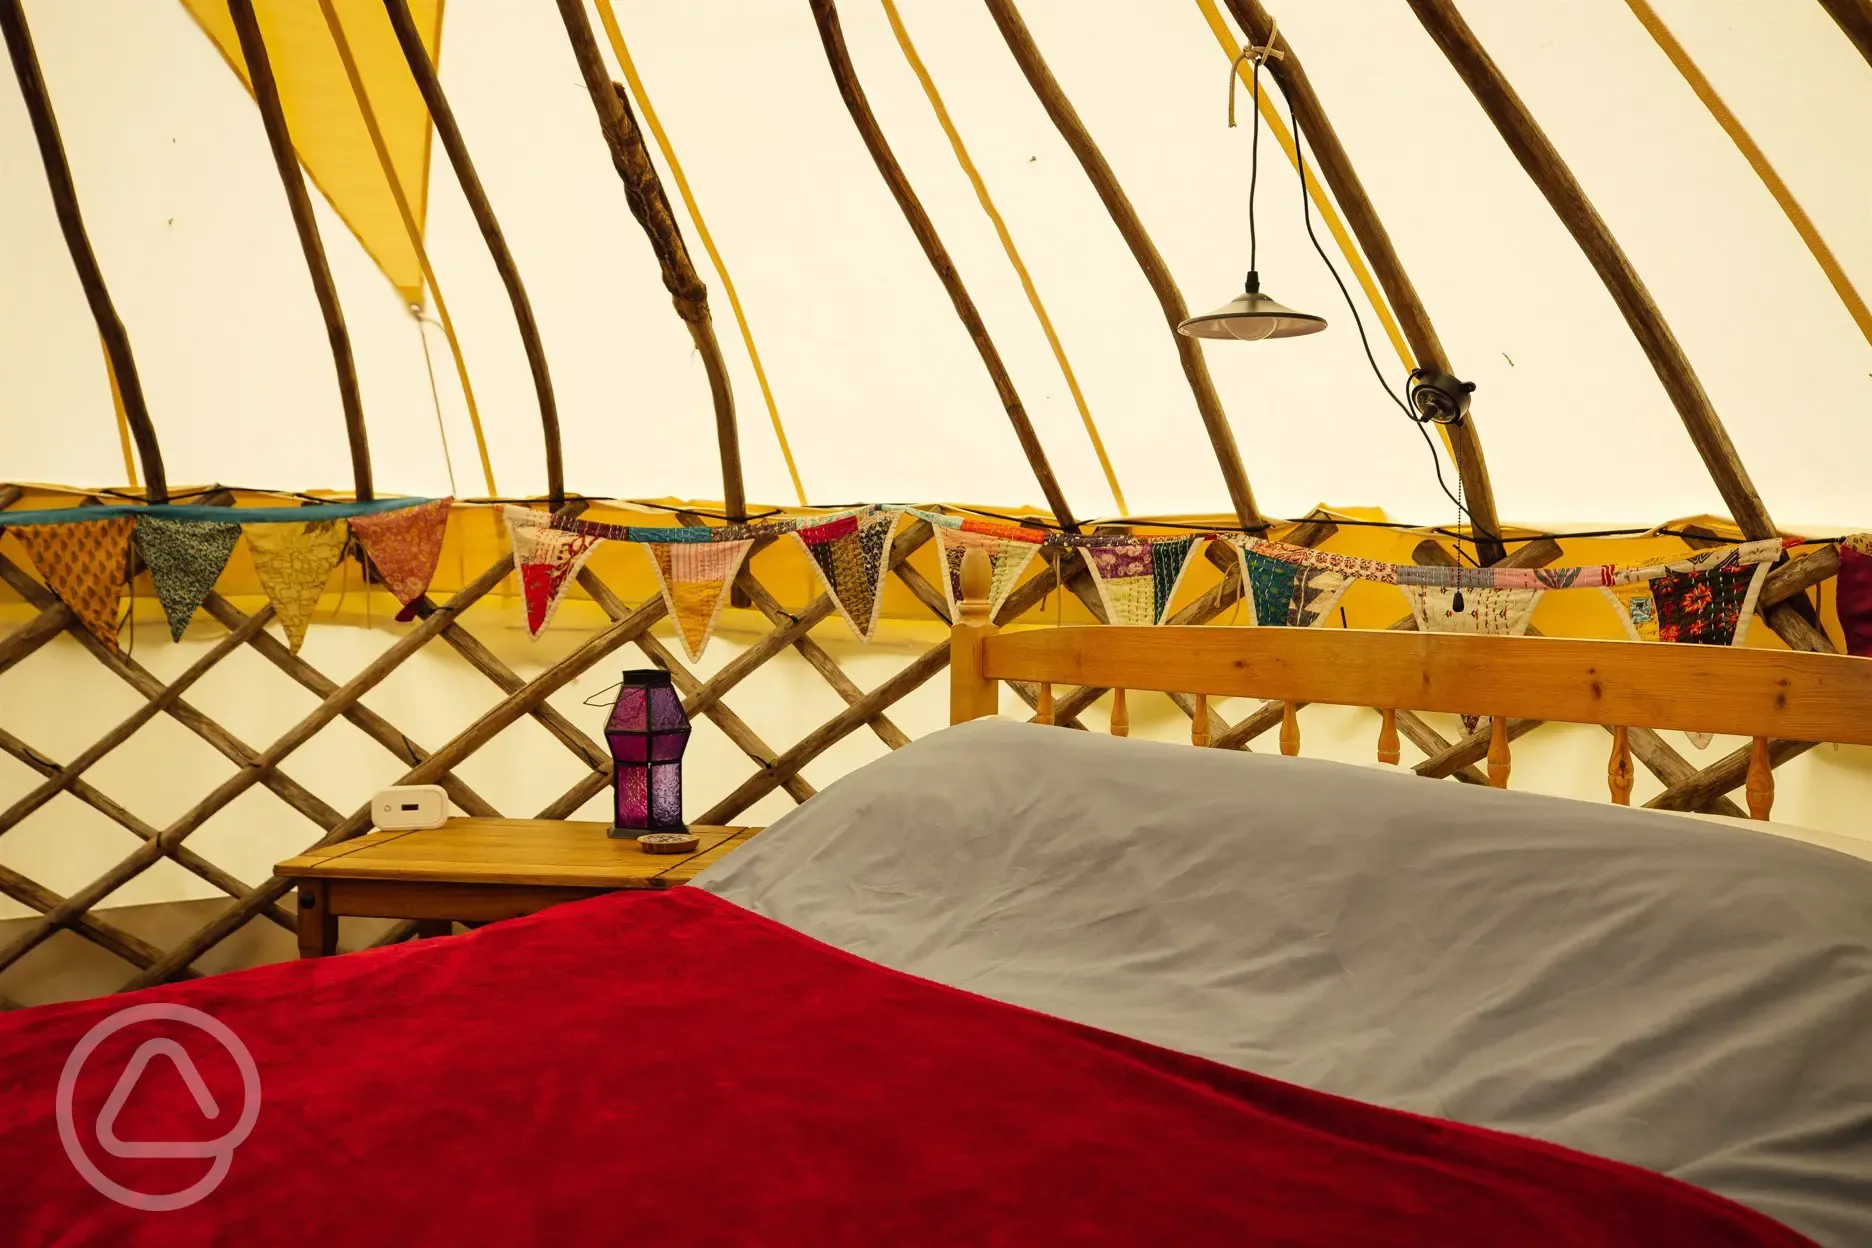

left=637, top=831, right=700, bottom=855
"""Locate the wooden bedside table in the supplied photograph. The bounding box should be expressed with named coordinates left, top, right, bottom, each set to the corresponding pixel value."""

left=277, top=818, right=761, bottom=958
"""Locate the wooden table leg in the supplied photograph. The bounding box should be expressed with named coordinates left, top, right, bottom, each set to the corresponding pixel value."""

left=297, top=881, right=337, bottom=958
left=414, top=919, right=452, bottom=939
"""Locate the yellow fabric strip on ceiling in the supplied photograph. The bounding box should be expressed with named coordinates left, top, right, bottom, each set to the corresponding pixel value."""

left=318, top=0, right=496, bottom=497
left=1625, top=0, right=1872, bottom=348
left=180, top=0, right=442, bottom=308
left=882, top=0, right=1128, bottom=516
left=593, top=0, right=808, bottom=508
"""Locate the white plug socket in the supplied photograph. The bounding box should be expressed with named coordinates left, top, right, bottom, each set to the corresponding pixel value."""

left=373, top=784, right=449, bottom=831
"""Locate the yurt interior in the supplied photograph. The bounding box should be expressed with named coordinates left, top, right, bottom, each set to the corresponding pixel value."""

left=1, top=0, right=1869, bottom=1241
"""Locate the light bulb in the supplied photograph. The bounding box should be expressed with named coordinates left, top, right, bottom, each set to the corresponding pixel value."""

left=1227, top=317, right=1278, bottom=342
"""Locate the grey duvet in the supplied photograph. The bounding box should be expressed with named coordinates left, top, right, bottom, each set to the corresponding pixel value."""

left=698, top=720, right=1872, bottom=1246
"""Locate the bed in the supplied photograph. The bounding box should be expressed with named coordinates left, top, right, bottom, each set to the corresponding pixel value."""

left=0, top=555, right=1866, bottom=1244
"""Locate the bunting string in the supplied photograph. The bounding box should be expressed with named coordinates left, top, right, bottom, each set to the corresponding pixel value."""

left=0, top=497, right=1848, bottom=659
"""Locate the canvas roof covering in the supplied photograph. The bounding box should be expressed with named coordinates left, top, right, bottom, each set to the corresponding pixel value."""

left=2, top=0, right=1868, bottom=529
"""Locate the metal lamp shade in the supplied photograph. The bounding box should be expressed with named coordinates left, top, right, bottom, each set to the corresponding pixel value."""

left=604, top=670, right=691, bottom=838
left=1177, top=290, right=1327, bottom=341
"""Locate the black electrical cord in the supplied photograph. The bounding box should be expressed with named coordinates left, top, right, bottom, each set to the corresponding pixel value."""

left=1285, top=97, right=1486, bottom=565
left=1247, top=55, right=1262, bottom=277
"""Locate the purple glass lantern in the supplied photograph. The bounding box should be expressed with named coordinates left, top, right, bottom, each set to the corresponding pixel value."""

left=604, top=670, right=691, bottom=839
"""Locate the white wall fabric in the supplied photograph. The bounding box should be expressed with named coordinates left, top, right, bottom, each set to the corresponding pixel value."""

left=3, top=0, right=1869, bottom=526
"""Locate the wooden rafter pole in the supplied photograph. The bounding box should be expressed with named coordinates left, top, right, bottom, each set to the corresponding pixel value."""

left=551, top=0, right=746, bottom=520
left=810, top=0, right=1076, bottom=528
left=1220, top=0, right=1503, bottom=562
left=382, top=0, right=564, bottom=507
left=1406, top=0, right=1775, bottom=541
left=1817, top=0, right=1872, bottom=67
left=1, top=0, right=167, bottom=501
left=983, top=0, right=1262, bottom=532
left=227, top=0, right=372, bottom=500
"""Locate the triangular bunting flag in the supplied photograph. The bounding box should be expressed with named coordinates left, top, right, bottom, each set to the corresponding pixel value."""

left=642, top=538, right=754, bottom=662
left=1399, top=586, right=1542, bottom=637
left=1289, top=566, right=1352, bottom=627
left=1602, top=581, right=1660, bottom=643
left=1079, top=537, right=1201, bottom=626
left=351, top=498, right=452, bottom=607
left=10, top=517, right=135, bottom=648
left=1399, top=584, right=1542, bottom=735
left=1238, top=547, right=1351, bottom=627
left=794, top=510, right=899, bottom=641
left=1601, top=560, right=1771, bottom=648
left=935, top=526, right=1042, bottom=623
left=504, top=507, right=598, bottom=637
left=1148, top=537, right=1198, bottom=624
left=245, top=518, right=351, bottom=653
left=1838, top=537, right=1872, bottom=658
left=135, top=517, right=240, bottom=641
left=1080, top=540, right=1155, bottom=626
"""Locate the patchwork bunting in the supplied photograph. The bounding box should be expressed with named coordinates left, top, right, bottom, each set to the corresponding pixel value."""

left=504, top=506, right=599, bottom=638
left=1396, top=565, right=1496, bottom=589
left=3, top=501, right=1792, bottom=654
left=935, top=525, right=1043, bottom=623
left=642, top=538, right=754, bottom=662
left=1400, top=586, right=1542, bottom=734
left=245, top=518, right=351, bottom=654
left=1075, top=537, right=1200, bottom=626
left=1080, top=540, right=1154, bottom=626
left=1399, top=586, right=1542, bottom=637
left=1239, top=549, right=1350, bottom=627
left=1241, top=539, right=1398, bottom=584
left=351, top=498, right=451, bottom=607
left=136, top=517, right=240, bottom=641
left=959, top=516, right=1045, bottom=542
left=1839, top=537, right=1872, bottom=659
left=1603, top=581, right=1660, bottom=643
left=1610, top=538, right=1782, bottom=586
left=1149, top=538, right=1199, bottom=623
left=794, top=510, right=899, bottom=640
left=10, top=517, right=135, bottom=648
left=1601, top=560, right=1770, bottom=648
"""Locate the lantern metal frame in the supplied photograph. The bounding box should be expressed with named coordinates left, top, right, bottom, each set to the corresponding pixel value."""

left=603, top=669, right=692, bottom=839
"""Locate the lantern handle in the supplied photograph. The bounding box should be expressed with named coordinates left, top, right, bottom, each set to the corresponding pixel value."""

left=581, top=680, right=624, bottom=707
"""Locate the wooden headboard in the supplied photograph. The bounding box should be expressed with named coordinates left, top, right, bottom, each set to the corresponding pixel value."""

left=947, top=548, right=1872, bottom=819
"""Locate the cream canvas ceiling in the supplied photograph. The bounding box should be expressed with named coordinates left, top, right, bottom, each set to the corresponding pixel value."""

left=2, top=0, right=1868, bottom=528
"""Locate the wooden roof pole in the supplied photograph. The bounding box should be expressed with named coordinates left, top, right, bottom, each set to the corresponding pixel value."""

left=1817, top=0, right=1872, bottom=67
left=227, top=0, right=372, bottom=501
left=984, top=0, right=1263, bottom=533
left=382, top=0, right=564, bottom=507
left=551, top=0, right=746, bottom=521
left=1, top=0, right=167, bottom=502
left=1222, top=0, right=1503, bottom=562
left=810, top=0, right=1076, bottom=528
left=1406, top=0, right=1776, bottom=541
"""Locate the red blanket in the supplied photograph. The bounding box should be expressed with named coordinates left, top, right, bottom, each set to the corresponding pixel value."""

left=0, top=889, right=1809, bottom=1246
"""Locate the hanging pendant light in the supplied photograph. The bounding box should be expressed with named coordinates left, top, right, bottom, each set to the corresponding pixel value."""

left=1179, top=271, right=1326, bottom=340
left=1179, top=26, right=1324, bottom=343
